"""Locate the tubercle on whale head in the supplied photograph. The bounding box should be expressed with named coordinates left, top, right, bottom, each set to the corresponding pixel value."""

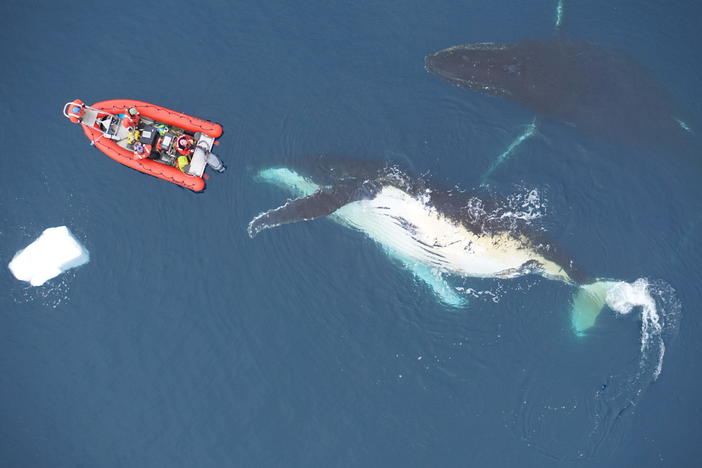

left=426, top=43, right=517, bottom=97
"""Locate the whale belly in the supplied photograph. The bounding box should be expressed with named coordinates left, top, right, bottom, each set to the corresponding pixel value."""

left=255, top=168, right=570, bottom=283
left=334, top=186, right=563, bottom=280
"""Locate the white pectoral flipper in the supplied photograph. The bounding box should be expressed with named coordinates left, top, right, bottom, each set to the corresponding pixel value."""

left=248, top=169, right=384, bottom=238
left=409, top=263, right=467, bottom=307
left=247, top=180, right=373, bottom=238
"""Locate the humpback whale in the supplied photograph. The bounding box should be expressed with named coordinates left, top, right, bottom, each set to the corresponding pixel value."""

left=247, top=157, right=653, bottom=334
left=425, top=38, right=694, bottom=154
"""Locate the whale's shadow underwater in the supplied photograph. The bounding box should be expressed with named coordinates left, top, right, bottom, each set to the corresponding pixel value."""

left=425, top=37, right=696, bottom=157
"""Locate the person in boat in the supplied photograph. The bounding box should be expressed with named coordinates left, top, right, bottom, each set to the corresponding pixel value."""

left=122, top=107, right=140, bottom=129
left=177, top=154, right=191, bottom=173
left=176, top=134, right=193, bottom=155
left=175, top=134, right=194, bottom=172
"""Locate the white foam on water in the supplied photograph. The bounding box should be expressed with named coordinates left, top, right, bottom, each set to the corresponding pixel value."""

left=606, top=279, right=664, bottom=378
left=8, top=226, right=89, bottom=286
left=461, top=187, right=547, bottom=234
left=498, top=188, right=546, bottom=224
left=455, top=285, right=502, bottom=303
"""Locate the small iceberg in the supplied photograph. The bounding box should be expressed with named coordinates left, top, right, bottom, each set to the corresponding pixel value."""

left=8, top=226, right=89, bottom=286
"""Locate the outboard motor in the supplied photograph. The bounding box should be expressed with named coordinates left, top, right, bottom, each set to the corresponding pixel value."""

left=203, top=144, right=225, bottom=173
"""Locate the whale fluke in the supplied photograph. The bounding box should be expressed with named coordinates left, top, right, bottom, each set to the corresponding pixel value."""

left=571, top=280, right=620, bottom=335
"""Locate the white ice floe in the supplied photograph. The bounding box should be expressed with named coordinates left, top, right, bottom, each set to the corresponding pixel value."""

left=8, top=226, right=89, bottom=286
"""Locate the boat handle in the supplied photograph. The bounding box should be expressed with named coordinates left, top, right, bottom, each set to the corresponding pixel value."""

left=62, top=102, right=76, bottom=118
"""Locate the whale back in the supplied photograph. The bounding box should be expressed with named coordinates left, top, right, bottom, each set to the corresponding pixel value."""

left=426, top=38, right=694, bottom=154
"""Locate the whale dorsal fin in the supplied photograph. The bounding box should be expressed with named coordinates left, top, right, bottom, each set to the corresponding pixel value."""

left=247, top=180, right=380, bottom=237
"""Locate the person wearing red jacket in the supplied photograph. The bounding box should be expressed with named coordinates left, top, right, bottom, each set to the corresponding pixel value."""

left=122, top=106, right=140, bottom=129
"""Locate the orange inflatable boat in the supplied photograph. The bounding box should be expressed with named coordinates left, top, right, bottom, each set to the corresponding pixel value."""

left=63, top=99, right=225, bottom=191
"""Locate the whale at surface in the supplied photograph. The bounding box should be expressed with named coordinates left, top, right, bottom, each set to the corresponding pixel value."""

left=425, top=38, right=695, bottom=154
left=247, top=157, right=654, bottom=334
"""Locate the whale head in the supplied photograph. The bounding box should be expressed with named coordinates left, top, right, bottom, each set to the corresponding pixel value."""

left=426, top=43, right=519, bottom=98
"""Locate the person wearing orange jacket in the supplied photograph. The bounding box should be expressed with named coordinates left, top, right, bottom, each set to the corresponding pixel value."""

left=122, top=106, right=140, bottom=129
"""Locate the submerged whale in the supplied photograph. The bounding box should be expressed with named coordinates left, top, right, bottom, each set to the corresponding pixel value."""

left=425, top=38, right=694, bottom=154
left=247, top=157, right=653, bottom=334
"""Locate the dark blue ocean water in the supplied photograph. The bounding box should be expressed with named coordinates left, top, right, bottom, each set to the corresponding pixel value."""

left=2, top=1, right=701, bottom=466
